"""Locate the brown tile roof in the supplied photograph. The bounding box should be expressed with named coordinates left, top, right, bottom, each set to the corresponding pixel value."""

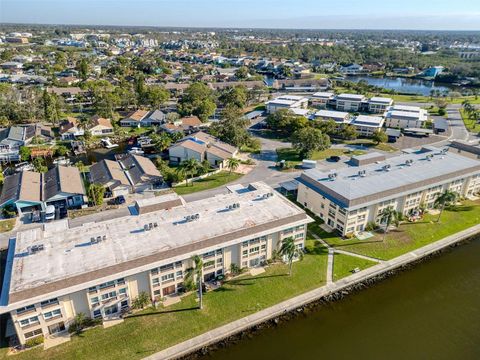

left=18, top=171, right=42, bottom=202
left=91, top=115, right=112, bottom=128
left=124, top=109, right=149, bottom=122
left=90, top=159, right=130, bottom=187
left=180, top=116, right=202, bottom=127
left=59, top=117, right=79, bottom=134
left=44, top=166, right=85, bottom=200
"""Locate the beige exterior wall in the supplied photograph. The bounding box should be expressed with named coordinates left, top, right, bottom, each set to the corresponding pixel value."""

left=298, top=174, right=480, bottom=236
left=169, top=146, right=203, bottom=164
left=9, top=222, right=308, bottom=344
left=336, top=100, right=361, bottom=112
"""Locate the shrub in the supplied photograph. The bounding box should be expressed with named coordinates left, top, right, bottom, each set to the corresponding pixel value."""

left=344, top=232, right=355, bottom=239
left=131, top=291, right=151, bottom=309
left=2, top=204, right=16, bottom=218
left=68, top=312, right=97, bottom=334
left=365, top=221, right=379, bottom=231
left=230, top=263, right=242, bottom=275
left=25, top=335, right=44, bottom=348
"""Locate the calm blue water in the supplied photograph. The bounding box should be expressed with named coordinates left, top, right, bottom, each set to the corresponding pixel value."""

left=345, top=76, right=459, bottom=96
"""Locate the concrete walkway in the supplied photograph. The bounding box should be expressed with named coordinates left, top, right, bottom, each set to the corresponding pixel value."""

left=144, top=223, right=480, bottom=360
left=326, top=248, right=334, bottom=285
left=333, top=249, right=384, bottom=263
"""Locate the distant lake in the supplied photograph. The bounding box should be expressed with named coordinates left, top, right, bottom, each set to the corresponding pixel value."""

left=345, top=76, right=462, bottom=96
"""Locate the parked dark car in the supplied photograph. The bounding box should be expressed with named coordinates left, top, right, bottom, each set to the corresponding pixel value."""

left=328, top=155, right=341, bottom=162
left=113, top=195, right=126, bottom=205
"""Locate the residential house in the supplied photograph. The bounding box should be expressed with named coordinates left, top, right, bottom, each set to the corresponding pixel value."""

left=339, top=63, right=363, bottom=75
left=90, top=154, right=162, bottom=196
left=0, top=125, right=35, bottom=162
left=89, top=116, right=114, bottom=136
left=141, top=110, right=166, bottom=126
left=119, top=110, right=149, bottom=127
left=0, top=166, right=85, bottom=215
left=160, top=116, right=203, bottom=134
left=168, top=131, right=238, bottom=168
left=59, top=117, right=84, bottom=140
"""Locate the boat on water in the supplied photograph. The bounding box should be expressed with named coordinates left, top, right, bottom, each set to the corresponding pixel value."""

left=101, top=137, right=119, bottom=149
left=53, top=157, right=71, bottom=166
left=128, top=147, right=144, bottom=155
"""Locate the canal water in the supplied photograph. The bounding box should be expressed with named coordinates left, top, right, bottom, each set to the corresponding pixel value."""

left=345, top=76, right=461, bottom=96
left=203, top=239, right=480, bottom=360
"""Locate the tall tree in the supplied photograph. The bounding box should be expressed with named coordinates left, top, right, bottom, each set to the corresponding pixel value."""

left=185, top=255, right=204, bottom=310
left=279, top=237, right=303, bottom=276
left=210, top=105, right=250, bottom=147
left=291, top=127, right=330, bottom=158
left=226, top=157, right=240, bottom=177
left=177, top=82, right=216, bottom=122
left=178, top=158, right=199, bottom=186
left=434, top=190, right=458, bottom=223
left=377, top=206, right=398, bottom=242
left=372, top=129, right=388, bottom=145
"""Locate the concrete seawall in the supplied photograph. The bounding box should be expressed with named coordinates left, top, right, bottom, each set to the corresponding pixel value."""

left=145, top=223, right=480, bottom=360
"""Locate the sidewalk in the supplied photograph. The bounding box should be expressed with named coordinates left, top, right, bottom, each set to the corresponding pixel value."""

left=145, top=223, right=480, bottom=360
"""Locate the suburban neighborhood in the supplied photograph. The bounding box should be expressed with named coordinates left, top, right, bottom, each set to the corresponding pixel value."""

left=0, top=5, right=479, bottom=360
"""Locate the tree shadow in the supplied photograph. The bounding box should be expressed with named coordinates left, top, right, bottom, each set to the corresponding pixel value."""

left=225, top=273, right=288, bottom=286
left=125, top=307, right=198, bottom=318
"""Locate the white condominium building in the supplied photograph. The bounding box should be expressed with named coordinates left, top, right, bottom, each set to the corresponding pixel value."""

left=0, top=182, right=312, bottom=345
left=297, top=147, right=480, bottom=236
left=265, top=95, right=308, bottom=114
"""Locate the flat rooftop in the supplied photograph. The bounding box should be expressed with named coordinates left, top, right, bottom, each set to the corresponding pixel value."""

left=314, top=110, right=349, bottom=119
left=369, top=96, right=393, bottom=104
left=336, top=93, right=366, bottom=101
left=6, top=182, right=310, bottom=305
left=298, top=147, right=480, bottom=209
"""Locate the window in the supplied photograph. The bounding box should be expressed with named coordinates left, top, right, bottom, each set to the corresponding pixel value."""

left=242, top=241, right=248, bottom=247
left=24, top=329, right=43, bottom=339
left=160, top=263, right=174, bottom=272
left=203, top=260, right=215, bottom=268
left=16, top=305, right=35, bottom=315
left=295, top=233, right=304, bottom=239
left=99, top=281, right=115, bottom=290
left=90, top=297, right=99, bottom=305
left=175, top=261, right=182, bottom=268
left=120, top=300, right=128, bottom=309
left=242, top=250, right=248, bottom=258
left=176, top=271, right=183, bottom=278
left=118, top=288, right=127, bottom=295
left=161, top=273, right=174, bottom=282
left=152, top=278, right=160, bottom=286
left=153, top=290, right=161, bottom=296
left=249, top=246, right=260, bottom=254
left=216, top=249, right=223, bottom=255
left=93, top=310, right=102, bottom=319
left=101, top=291, right=116, bottom=301
left=261, top=244, right=266, bottom=250
left=216, top=258, right=223, bottom=264
left=40, top=298, right=59, bottom=308
left=43, top=309, right=62, bottom=320
left=116, top=278, right=125, bottom=285
left=151, top=268, right=159, bottom=275
left=203, top=251, right=215, bottom=259
left=19, top=316, right=39, bottom=327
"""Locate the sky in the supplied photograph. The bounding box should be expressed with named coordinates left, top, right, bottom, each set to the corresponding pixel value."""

left=1, top=0, right=480, bottom=30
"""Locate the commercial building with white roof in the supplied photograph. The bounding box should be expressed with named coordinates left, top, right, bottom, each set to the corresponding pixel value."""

left=335, top=93, right=366, bottom=112
left=297, top=147, right=480, bottom=236
left=350, top=115, right=385, bottom=136
left=0, top=182, right=312, bottom=344
left=367, top=97, right=394, bottom=113
left=385, top=104, right=428, bottom=129
left=265, top=95, right=308, bottom=114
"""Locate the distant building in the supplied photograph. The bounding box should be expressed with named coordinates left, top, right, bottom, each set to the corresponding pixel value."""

left=59, top=117, right=84, bottom=140
left=160, top=116, right=204, bottom=134
left=309, top=92, right=335, bottom=109
left=335, top=94, right=366, bottom=112
left=89, top=116, right=114, bottom=136
left=385, top=105, right=428, bottom=129
left=313, top=110, right=351, bottom=125
left=351, top=115, right=385, bottom=137
left=368, top=97, right=394, bottom=114
left=265, top=95, right=308, bottom=114
left=339, top=63, right=363, bottom=75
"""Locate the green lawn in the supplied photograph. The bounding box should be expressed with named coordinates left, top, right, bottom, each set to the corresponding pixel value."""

left=276, top=147, right=366, bottom=165
left=173, top=171, right=243, bottom=195
left=344, top=139, right=398, bottom=152
left=460, top=109, right=480, bottom=133
left=0, top=218, right=15, bottom=233
left=314, top=200, right=480, bottom=260
left=6, top=250, right=328, bottom=360
left=332, top=253, right=377, bottom=281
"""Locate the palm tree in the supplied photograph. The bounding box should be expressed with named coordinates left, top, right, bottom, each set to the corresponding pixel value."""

left=226, top=157, right=240, bottom=178
left=153, top=132, right=172, bottom=152
left=190, top=255, right=204, bottom=310
left=279, top=237, right=303, bottom=276
left=434, top=190, right=458, bottom=223
left=178, top=158, right=199, bottom=186
left=377, top=206, right=398, bottom=242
